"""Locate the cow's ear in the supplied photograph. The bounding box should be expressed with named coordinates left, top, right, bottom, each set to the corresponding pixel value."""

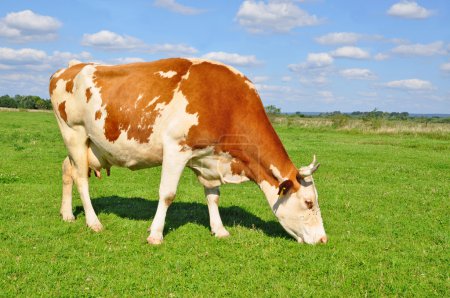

left=278, top=180, right=294, bottom=197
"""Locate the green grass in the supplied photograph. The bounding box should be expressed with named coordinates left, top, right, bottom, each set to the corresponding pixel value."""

left=0, top=111, right=448, bottom=296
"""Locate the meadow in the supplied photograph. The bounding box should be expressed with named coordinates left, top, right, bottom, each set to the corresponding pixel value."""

left=0, top=110, right=448, bottom=296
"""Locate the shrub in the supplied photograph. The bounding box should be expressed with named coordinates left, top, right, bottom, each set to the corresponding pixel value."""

left=331, top=114, right=350, bottom=128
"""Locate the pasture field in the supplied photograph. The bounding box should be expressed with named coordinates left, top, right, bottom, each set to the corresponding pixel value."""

left=0, top=110, right=448, bottom=296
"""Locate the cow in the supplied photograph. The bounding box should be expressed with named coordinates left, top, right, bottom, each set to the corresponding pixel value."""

left=49, top=58, right=327, bottom=245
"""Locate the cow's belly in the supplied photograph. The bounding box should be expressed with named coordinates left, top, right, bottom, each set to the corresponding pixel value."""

left=85, top=120, right=164, bottom=171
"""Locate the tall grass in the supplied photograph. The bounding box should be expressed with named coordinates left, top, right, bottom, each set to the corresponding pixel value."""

left=271, top=116, right=450, bottom=138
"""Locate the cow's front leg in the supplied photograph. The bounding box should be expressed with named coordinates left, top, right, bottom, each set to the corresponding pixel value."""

left=205, top=187, right=230, bottom=238
left=147, top=147, right=191, bottom=245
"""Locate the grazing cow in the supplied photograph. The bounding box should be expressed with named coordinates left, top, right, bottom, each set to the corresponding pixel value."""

left=49, top=58, right=327, bottom=244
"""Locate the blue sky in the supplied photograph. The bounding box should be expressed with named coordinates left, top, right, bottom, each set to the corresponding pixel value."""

left=0, top=0, right=449, bottom=113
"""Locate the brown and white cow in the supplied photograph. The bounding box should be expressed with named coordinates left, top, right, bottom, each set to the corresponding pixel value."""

left=49, top=58, right=327, bottom=245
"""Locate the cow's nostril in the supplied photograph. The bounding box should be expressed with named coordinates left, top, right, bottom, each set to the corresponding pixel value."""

left=320, top=235, right=328, bottom=244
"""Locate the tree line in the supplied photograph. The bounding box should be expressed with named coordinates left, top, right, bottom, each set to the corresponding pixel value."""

left=320, top=109, right=410, bottom=120
left=0, top=95, right=52, bottom=110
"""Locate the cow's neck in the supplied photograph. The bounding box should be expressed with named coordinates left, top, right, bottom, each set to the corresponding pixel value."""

left=232, top=125, right=300, bottom=208
left=253, top=152, right=299, bottom=208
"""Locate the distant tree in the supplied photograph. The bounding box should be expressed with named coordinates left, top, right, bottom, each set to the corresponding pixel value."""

left=264, top=105, right=281, bottom=115
left=17, top=95, right=38, bottom=109
left=0, top=95, right=17, bottom=108
left=35, top=99, right=48, bottom=110
left=0, top=94, right=52, bottom=110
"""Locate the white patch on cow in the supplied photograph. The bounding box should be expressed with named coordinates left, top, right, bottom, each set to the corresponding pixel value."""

left=181, top=70, right=190, bottom=81
left=155, top=70, right=177, bottom=78
left=146, top=96, right=160, bottom=108
left=269, top=164, right=287, bottom=182
left=204, top=187, right=230, bottom=238
left=258, top=180, right=279, bottom=209
left=134, top=94, right=144, bottom=108
left=189, top=150, right=249, bottom=188
left=51, top=68, right=66, bottom=79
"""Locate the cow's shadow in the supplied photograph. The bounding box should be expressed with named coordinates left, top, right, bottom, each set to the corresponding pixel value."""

left=74, top=196, right=290, bottom=240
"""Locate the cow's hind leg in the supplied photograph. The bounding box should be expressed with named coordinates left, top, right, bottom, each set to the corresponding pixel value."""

left=205, top=187, right=230, bottom=238
left=147, top=148, right=191, bottom=245
left=60, top=156, right=75, bottom=221
left=64, top=130, right=102, bottom=231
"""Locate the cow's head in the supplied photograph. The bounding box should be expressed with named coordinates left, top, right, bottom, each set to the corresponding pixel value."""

left=274, top=156, right=327, bottom=244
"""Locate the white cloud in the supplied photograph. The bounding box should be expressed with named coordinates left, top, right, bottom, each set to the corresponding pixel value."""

left=0, top=47, right=47, bottom=65
left=0, top=10, right=61, bottom=42
left=0, top=73, right=48, bottom=83
left=289, top=52, right=333, bottom=71
left=82, top=30, right=198, bottom=55
left=383, top=79, right=434, bottom=90
left=440, top=62, right=450, bottom=73
left=111, top=57, right=146, bottom=64
left=387, top=1, right=433, bottom=19
left=0, top=47, right=94, bottom=97
left=50, top=51, right=93, bottom=66
left=147, top=43, right=197, bottom=55
left=331, top=46, right=370, bottom=59
left=0, top=47, right=93, bottom=71
left=315, top=32, right=362, bottom=45
left=0, top=72, right=49, bottom=96
left=391, top=41, right=447, bottom=56
left=340, top=68, right=376, bottom=80
left=317, top=90, right=335, bottom=103
left=358, top=91, right=378, bottom=97
left=82, top=30, right=146, bottom=51
left=236, top=0, right=321, bottom=34
left=299, top=74, right=328, bottom=85
left=305, top=53, right=334, bottom=67
left=315, top=32, right=408, bottom=46
left=202, top=51, right=261, bottom=67
left=252, top=76, right=270, bottom=83
left=374, top=53, right=390, bottom=61
left=256, top=84, right=292, bottom=93
left=281, top=76, right=292, bottom=82
left=154, top=0, right=205, bottom=15
left=289, top=53, right=333, bottom=86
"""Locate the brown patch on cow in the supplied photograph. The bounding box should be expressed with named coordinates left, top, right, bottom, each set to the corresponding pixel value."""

left=92, top=59, right=193, bottom=143
left=49, top=63, right=90, bottom=96
left=49, top=68, right=63, bottom=96
left=86, top=87, right=92, bottom=102
left=95, top=110, right=102, bottom=120
left=305, top=200, right=314, bottom=210
left=179, top=61, right=299, bottom=188
left=58, top=101, right=68, bottom=122
left=65, top=80, right=74, bottom=93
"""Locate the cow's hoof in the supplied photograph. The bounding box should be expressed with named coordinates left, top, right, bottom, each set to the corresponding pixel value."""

left=147, top=236, right=163, bottom=245
left=61, top=213, right=76, bottom=222
left=213, top=227, right=230, bottom=238
left=88, top=223, right=103, bottom=232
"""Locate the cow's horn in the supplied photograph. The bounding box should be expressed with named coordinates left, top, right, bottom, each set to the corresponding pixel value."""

left=299, top=155, right=320, bottom=178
